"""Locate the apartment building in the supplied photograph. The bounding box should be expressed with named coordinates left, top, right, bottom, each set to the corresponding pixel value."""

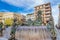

left=0, top=12, right=3, bottom=23
left=3, top=12, right=14, bottom=25
left=14, top=14, right=26, bottom=25
left=2, top=12, right=25, bottom=25
left=34, top=3, right=54, bottom=26
left=58, top=5, right=60, bottom=27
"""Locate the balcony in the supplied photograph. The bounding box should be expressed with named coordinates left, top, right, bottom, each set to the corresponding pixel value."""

left=45, top=3, right=50, bottom=6
left=45, top=7, right=50, bottom=9
left=40, top=5, right=43, bottom=8
left=46, top=11, right=51, bottom=13
left=45, top=13, right=51, bottom=15
left=45, top=15, right=50, bottom=17
left=45, top=5, right=50, bottom=7
left=45, top=11, right=51, bottom=15
left=45, top=9, right=51, bottom=12
left=37, top=7, right=40, bottom=10
left=46, top=18, right=50, bottom=20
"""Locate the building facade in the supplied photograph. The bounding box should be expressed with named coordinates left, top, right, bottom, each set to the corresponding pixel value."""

left=2, top=12, right=25, bottom=26
left=14, top=14, right=26, bottom=25
left=58, top=5, right=60, bottom=27
left=34, top=3, right=54, bottom=26
left=3, top=12, right=15, bottom=25
left=0, top=12, right=3, bottom=23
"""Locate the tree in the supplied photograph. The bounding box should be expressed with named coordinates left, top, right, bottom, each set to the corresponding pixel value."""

left=26, top=19, right=33, bottom=26
left=25, top=10, right=42, bottom=26
left=9, top=19, right=17, bottom=40
left=32, top=10, right=42, bottom=26
left=4, top=18, right=13, bottom=26
left=47, top=17, right=56, bottom=40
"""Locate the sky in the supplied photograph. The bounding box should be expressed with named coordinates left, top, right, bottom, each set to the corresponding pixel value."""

left=0, top=0, right=60, bottom=25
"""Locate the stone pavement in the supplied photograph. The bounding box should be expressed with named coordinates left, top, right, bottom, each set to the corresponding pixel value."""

left=0, top=27, right=11, bottom=40
left=55, top=26, right=60, bottom=40
left=1, top=26, right=59, bottom=40
left=15, top=26, right=52, bottom=40
left=0, top=37, right=8, bottom=40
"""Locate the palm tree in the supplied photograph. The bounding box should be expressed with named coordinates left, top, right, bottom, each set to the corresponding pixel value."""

left=26, top=19, right=33, bottom=26
left=47, top=17, right=56, bottom=40
left=25, top=10, right=42, bottom=26
left=33, top=10, right=42, bottom=26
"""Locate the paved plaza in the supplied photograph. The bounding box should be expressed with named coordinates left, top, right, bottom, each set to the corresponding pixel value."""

left=0, top=26, right=60, bottom=40
left=15, top=26, right=52, bottom=40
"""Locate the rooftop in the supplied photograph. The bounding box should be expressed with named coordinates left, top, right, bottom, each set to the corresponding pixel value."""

left=27, top=13, right=33, bottom=15
left=35, top=2, right=50, bottom=8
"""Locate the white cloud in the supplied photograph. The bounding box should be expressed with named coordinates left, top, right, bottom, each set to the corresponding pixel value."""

left=1, top=0, right=60, bottom=25
left=1, top=0, right=34, bottom=9
left=34, top=0, right=49, bottom=6
left=26, top=0, right=50, bottom=11
left=1, top=0, right=60, bottom=12
left=1, top=0, right=49, bottom=6
left=20, top=12, right=28, bottom=15
left=50, top=0, right=60, bottom=5
left=1, top=0, right=49, bottom=11
left=52, top=5, right=59, bottom=25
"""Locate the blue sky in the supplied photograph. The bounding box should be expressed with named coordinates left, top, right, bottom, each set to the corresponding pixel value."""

left=0, top=0, right=60, bottom=24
